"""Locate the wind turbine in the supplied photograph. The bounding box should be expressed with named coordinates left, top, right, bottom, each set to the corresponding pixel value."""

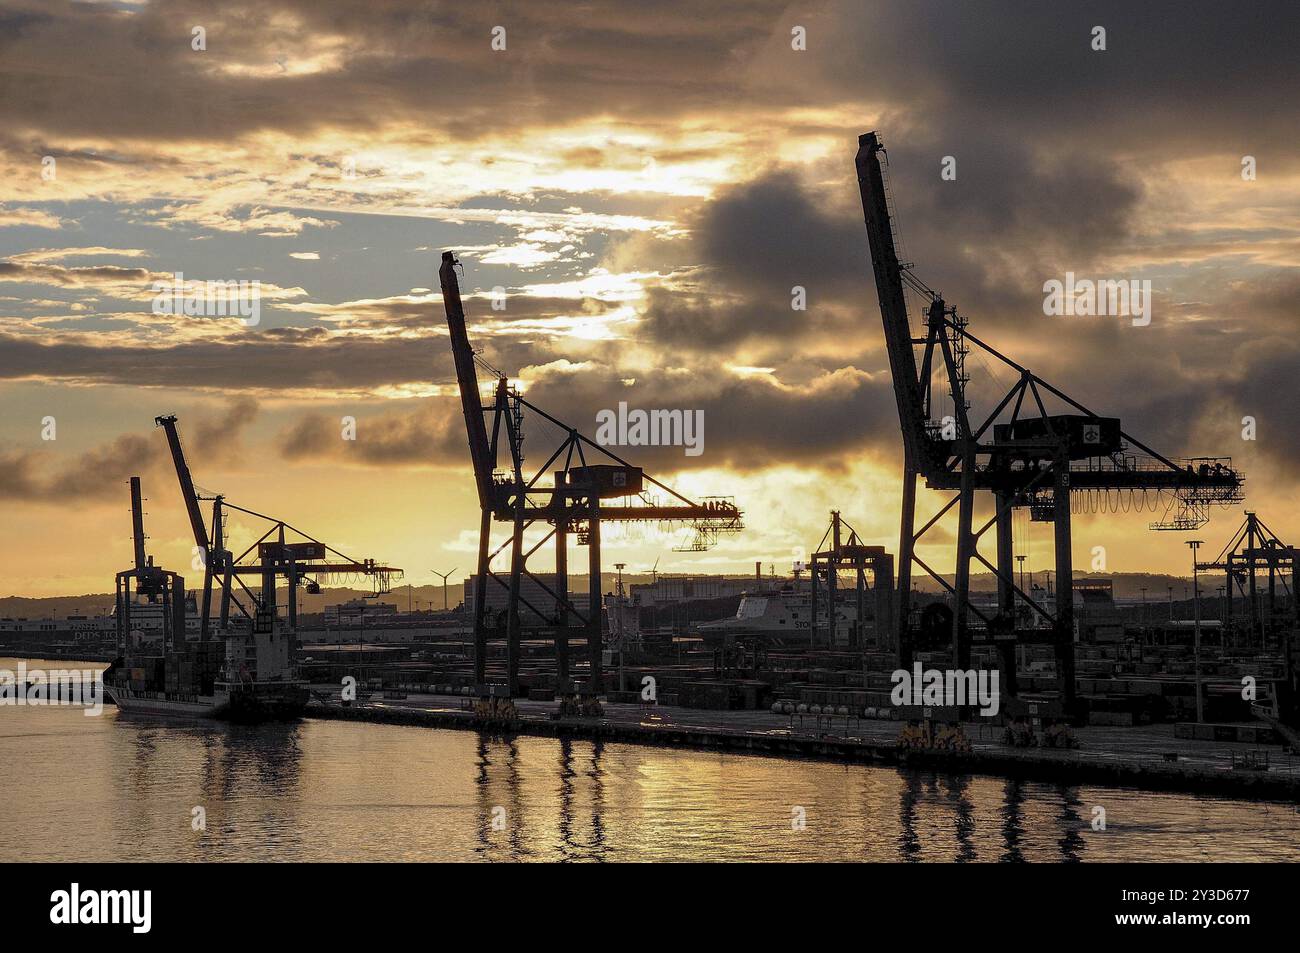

left=431, top=568, right=458, bottom=611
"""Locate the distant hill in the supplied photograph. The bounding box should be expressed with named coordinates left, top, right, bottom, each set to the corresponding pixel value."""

left=912, top=570, right=1222, bottom=601
left=0, top=585, right=464, bottom=620
left=3, top=570, right=1224, bottom=619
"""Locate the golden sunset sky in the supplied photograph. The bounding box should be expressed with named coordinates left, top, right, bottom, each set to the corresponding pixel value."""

left=2, top=1, right=1298, bottom=597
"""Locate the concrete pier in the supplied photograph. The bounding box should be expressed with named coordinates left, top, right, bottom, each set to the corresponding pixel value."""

left=306, top=688, right=1300, bottom=803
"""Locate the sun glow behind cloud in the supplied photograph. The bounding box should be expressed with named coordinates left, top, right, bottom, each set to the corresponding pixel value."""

left=1, top=0, right=1298, bottom=595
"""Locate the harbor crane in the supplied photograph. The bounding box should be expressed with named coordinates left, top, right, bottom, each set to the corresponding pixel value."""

left=154, top=415, right=402, bottom=639
left=1197, top=512, right=1299, bottom=734
left=114, top=476, right=187, bottom=652
left=855, top=131, right=1243, bottom=709
left=440, top=251, right=743, bottom=699
left=808, top=510, right=895, bottom=654
left=1197, top=512, right=1297, bottom=651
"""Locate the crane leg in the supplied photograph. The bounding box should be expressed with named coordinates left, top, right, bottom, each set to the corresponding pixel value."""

left=473, top=508, right=491, bottom=688
left=506, top=499, right=525, bottom=698
left=1053, top=459, right=1076, bottom=710
left=555, top=507, right=569, bottom=686
left=587, top=502, right=602, bottom=695
left=995, top=490, right=1018, bottom=698
left=897, top=461, right=917, bottom=669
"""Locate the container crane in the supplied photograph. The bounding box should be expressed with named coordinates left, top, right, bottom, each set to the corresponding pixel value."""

left=1197, top=512, right=1296, bottom=651
left=154, top=414, right=402, bottom=639
left=1197, top=512, right=1299, bottom=733
left=113, top=476, right=186, bottom=652
left=440, top=251, right=743, bottom=699
left=855, top=131, right=1243, bottom=710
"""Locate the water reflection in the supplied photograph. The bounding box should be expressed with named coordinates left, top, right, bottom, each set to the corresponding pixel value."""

left=1001, top=779, right=1025, bottom=863
left=555, top=737, right=608, bottom=861
left=3, top=704, right=1299, bottom=862
left=943, top=775, right=976, bottom=863
left=1056, top=784, right=1087, bottom=863
left=899, top=770, right=922, bottom=862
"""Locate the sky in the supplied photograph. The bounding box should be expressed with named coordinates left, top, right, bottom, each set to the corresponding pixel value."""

left=1, top=0, right=1298, bottom=598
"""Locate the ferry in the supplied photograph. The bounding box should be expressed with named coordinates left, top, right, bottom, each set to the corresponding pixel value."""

left=698, top=582, right=868, bottom=645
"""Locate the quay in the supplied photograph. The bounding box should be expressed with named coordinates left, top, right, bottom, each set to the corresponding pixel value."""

left=306, top=688, right=1300, bottom=803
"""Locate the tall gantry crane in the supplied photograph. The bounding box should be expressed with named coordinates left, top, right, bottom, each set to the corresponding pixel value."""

left=440, top=251, right=743, bottom=699
left=154, top=415, right=402, bottom=639
left=855, top=131, right=1243, bottom=709
left=1197, top=512, right=1296, bottom=651
left=114, top=476, right=186, bottom=652
left=1197, top=512, right=1299, bottom=731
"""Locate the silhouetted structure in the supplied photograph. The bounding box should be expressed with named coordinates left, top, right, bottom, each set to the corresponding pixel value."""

left=855, top=131, right=1244, bottom=710
left=439, top=251, right=742, bottom=699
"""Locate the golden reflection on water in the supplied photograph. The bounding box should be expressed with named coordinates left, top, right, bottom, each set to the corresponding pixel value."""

left=2, top=703, right=1299, bottom=862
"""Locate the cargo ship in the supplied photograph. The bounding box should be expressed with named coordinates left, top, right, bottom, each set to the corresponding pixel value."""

left=100, top=436, right=396, bottom=722
left=103, top=473, right=309, bottom=722
left=102, top=627, right=309, bottom=721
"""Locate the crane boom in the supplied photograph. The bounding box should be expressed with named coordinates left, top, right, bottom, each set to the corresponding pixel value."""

left=155, top=414, right=210, bottom=551
left=856, top=132, right=930, bottom=470
left=439, top=252, right=496, bottom=510
left=129, top=475, right=147, bottom=572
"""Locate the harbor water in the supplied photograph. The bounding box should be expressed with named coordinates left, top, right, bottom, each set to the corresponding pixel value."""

left=2, top=660, right=1298, bottom=862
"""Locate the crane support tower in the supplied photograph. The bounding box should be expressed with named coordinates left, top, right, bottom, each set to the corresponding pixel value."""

left=855, top=131, right=1244, bottom=712
left=154, top=415, right=401, bottom=640
left=439, top=251, right=743, bottom=701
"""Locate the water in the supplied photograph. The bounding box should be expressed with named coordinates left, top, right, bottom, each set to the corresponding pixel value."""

left=2, top=660, right=1298, bottom=861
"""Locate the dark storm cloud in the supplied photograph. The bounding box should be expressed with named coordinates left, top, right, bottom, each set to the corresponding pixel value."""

left=511, top=364, right=901, bottom=476
left=191, top=396, right=259, bottom=458
left=0, top=0, right=790, bottom=145
left=693, top=170, right=866, bottom=298
left=0, top=329, right=443, bottom=392
left=636, top=287, right=830, bottom=351
left=0, top=399, right=258, bottom=503
left=0, top=433, right=163, bottom=503
left=801, top=0, right=1300, bottom=158
left=280, top=402, right=465, bottom=465
left=272, top=356, right=902, bottom=476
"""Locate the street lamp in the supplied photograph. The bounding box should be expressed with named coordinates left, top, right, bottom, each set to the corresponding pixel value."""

left=1188, top=540, right=1203, bottom=723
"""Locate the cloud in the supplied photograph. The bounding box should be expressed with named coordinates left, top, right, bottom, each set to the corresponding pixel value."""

left=279, top=403, right=464, bottom=466
left=0, top=398, right=258, bottom=504
left=0, top=206, right=65, bottom=229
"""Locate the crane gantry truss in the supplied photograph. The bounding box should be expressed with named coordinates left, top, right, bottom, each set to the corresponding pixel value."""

left=154, top=415, right=401, bottom=641
left=440, top=252, right=742, bottom=698
left=855, top=131, right=1244, bottom=709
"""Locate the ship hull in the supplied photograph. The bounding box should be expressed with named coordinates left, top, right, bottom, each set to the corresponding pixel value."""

left=104, top=680, right=308, bottom=722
